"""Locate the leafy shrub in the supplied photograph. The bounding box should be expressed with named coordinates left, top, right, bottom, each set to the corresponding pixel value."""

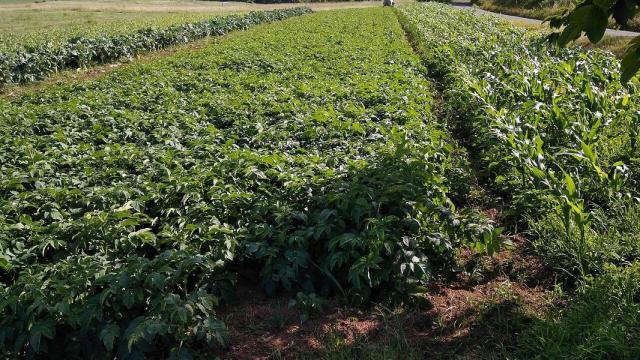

left=0, top=251, right=232, bottom=358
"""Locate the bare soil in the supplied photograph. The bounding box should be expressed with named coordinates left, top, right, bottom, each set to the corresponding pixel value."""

left=216, top=235, right=556, bottom=359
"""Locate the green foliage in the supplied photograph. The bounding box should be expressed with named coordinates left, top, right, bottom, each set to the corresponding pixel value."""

left=546, top=0, right=640, bottom=82
left=399, top=5, right=640, bottom=357
left=532, top=200, right=640, bottom=275
left=518, top=263, right=640, bottom=359
left=0, top=8, right=312, bottom=87
left=288, top=292, right=326, bottom=323
left=399, top=3, right=640, bottom=279
left=0, top=12, right=233, bottom=53
left=0, top=8, right=495, bottom=357
left=0, top=252, right=231, bottom=358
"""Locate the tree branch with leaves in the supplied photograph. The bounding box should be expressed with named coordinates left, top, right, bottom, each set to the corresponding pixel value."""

left=548, top=0, right=640, bottom=82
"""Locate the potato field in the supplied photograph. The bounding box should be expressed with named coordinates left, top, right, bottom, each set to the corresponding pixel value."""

left=0, top=2, right=639, bottom=359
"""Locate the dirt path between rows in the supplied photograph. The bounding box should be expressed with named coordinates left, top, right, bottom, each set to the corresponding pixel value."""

left=213, top=234, right=555, bottom=359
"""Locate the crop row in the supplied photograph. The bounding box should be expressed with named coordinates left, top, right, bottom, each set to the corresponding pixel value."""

left=0, top=12, right=232, bottom=53
left=398, top=4, right=640, bottom=356
left=399, top=2, right=640, bottom=277
left=0, top=8, right=312, bottom=87
left=0, top=8, right=495, bottom=358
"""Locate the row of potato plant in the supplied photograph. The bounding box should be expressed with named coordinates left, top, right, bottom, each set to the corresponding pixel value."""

left=0, top=8, right=495, bottom=358
left=0, top=12, right=235, bottom=53
left=0, top=8, right=312, bottom=87
left=398, top=4, right=640, bottom=357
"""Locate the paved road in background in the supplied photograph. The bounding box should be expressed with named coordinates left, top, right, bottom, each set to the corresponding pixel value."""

left=450, top=1, right=640, bottom=37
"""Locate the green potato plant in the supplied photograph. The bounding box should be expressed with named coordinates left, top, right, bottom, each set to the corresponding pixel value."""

left=0, top=8, right=312, bottom=87
left=0, top=8, right=497, bottom=358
